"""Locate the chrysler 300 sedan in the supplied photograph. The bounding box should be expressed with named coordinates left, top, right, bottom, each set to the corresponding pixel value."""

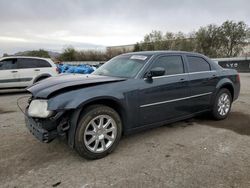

left=24, top=51, right=240, bottom=159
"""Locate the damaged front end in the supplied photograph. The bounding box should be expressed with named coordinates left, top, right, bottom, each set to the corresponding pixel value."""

left=22, top=74, right=126, bottom=144
left=25, top=109, right=69, bottom=143
left=20, top=95, right=72, bottom=144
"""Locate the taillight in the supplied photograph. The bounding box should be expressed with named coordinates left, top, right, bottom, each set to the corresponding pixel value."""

left=236, top=74, right=240, bottom=83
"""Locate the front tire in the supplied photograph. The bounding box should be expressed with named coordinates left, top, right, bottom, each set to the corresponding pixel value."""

left=74, top=105, right=122, bottom=159
left=212, top=88, right=232, bottom=120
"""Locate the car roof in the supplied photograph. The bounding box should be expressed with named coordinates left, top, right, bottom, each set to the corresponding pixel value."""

left=122, top=50, right=205, bottom=57
left=0, top=56, right=52, bottom=61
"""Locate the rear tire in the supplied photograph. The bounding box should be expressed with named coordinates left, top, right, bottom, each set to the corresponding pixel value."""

left=212, top=88, right=232, bottom=120
left=74, top=105, right=122, bottom=159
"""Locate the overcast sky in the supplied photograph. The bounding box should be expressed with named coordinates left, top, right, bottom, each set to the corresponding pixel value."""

left=0, top=0, right=249, bottom=55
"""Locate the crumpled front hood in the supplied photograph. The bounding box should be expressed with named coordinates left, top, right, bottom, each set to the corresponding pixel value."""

left=27, top=74, right=126, bottom=98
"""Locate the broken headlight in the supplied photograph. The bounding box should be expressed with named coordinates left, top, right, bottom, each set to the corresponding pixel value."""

left=28, top=100, right=53, bottom=118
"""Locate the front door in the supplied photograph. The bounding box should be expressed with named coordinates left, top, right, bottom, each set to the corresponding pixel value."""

left=138, top=55, right=189, bottom=126
left=0, top=58, right=20, bottom=89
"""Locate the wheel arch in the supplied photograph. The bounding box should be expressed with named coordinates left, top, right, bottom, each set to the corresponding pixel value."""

left=67, top=97, right=127, bottom=148
left=219, top=83, right=234, bottom=100
left=210, top=78, right=234, bottom=107
left=33, top=73, right=52, bottom=83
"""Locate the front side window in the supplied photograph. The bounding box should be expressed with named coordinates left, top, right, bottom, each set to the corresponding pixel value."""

left=0, top=59, right=17, bottom=70
left=17, top=59, right=37, bottom=69
left=92, top=54, right=151, bottom=78
left=150, top=55, right=184, bottom=76
left=187, top=56, right=211, bottom=73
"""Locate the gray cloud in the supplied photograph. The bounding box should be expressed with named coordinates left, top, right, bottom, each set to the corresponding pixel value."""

left=0, top=0, right=249, bottom=55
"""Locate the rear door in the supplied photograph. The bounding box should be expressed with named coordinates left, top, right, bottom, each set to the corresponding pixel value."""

left=185, top=55, right=218, bottom=113
left=138, top=55, right=189, bottom=126
left=0, top=58, right=20, bottom=88
left=34, top=59, right=54, bottom=76
left=16, top=58, right=37, bottom=87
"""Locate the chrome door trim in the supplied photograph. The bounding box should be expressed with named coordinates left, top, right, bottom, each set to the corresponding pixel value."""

left=140, top=92, right=213, bottom=108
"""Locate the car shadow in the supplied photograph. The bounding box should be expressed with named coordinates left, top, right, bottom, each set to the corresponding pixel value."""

left=0, top=89, right=27, bottom=96
left=190, top=112, right=250, bottom=136
left=0, top=109, right=16, bottom=114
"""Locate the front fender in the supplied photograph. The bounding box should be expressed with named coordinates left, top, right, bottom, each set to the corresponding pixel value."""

left=47, top=88, right=126, bottom=148
left=47, top=87, right=125, bottom=111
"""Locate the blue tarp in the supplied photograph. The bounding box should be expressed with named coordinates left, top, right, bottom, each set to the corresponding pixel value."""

left=57, top=64, right=95, bottom=74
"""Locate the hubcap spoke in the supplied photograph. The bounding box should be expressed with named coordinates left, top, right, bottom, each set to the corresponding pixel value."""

left=87, top=136, right=96, bottom=145
left=91, top=120, right=98, bottom=130
left=101, top=139, right=106, bottom=150
left=93, top=140, right=100, bottom=152
left=85, top=131, right=95, bottom=136
left=105, top=126, right=115, bottom=133
left=103, top=119, right=112, bottom=128
left=104, top=134, right=114, bottom=141
left=99, top=116, right=104, bottom=128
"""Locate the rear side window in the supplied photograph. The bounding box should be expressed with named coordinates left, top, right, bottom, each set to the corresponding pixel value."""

left=0, top=59, right=17, bottom=70
left=35, top=59, right=51, bottom=67
left=151, top=55, right=184, bottom=75
left=17, top=58, right=51, bottom=69
left=187, top=56, right=211, bottom=72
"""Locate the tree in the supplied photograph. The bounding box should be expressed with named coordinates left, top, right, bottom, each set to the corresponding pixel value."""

left=2, top=53, right=9, bottom=57
left=24, top=49, right=50, bottom=58
left=220, top=21, right=249, bottom=57
left=195, top=24, right=223, bottom=57
left=133, top=43, right=141, bottom=52
left=59, top=47, right=77, bottom=61
left=140, top=30, right=165, bottom=50
left=135, top=20, right=249, bottom=58
left=136, top=30, right=196, bottom=52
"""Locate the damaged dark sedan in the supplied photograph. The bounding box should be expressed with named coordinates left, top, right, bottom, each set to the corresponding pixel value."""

left=24, top=51, right=240, bottom=159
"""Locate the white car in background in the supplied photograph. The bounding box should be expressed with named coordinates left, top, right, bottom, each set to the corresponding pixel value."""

left=0, top=56, right=58, bottom=89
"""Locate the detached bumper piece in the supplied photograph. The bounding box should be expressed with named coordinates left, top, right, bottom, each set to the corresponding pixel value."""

left=25, top=116, right=58, bottom=143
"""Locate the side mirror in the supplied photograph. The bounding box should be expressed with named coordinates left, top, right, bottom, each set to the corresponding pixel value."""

left=145, top=67, right=165, bottom=79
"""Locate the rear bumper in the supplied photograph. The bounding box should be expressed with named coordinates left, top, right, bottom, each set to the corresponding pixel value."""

left=25, top=115, right=58, bottom=143
left=233, top=82, right=240, bottom=101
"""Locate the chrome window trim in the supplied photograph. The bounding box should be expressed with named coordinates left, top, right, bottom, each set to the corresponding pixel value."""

left=152, top=73, right=187, bottom=79
left=188, top=70, right=217, bottom=75
left=140, top=92, right=213, bottom=108
left=150, top=70, right=217, bottom=80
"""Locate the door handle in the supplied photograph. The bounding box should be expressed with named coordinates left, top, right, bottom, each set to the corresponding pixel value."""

left=180, top=78, right=186, bottom=81
left=11, top=70, right=18, bottom=73
left=208, top=75, right=217, bottom=80
left=34, top=69, right=40, bottom=71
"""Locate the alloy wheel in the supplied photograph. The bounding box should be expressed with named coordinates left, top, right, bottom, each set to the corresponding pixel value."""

left=83, top=115, right=117, bottom=153
left=217, top=93, right=231, bottom=116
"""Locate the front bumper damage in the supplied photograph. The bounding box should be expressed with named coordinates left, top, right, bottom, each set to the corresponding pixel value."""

left=25, top=110, right=69, bottom=143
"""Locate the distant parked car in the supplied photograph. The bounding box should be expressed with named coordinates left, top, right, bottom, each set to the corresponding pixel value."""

left=24, top=51, right=240, bottom=159
left=0, top=56, right=58, bottom=89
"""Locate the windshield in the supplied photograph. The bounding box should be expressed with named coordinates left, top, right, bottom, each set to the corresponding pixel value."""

left=92, top=54, right=151, bottom=78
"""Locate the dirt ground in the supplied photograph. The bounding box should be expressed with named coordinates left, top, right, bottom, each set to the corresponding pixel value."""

left=0, top=73, right=250, bottom=188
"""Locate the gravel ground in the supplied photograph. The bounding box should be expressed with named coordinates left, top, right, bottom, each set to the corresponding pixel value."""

left=0, top=73, right=250, bottom=188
